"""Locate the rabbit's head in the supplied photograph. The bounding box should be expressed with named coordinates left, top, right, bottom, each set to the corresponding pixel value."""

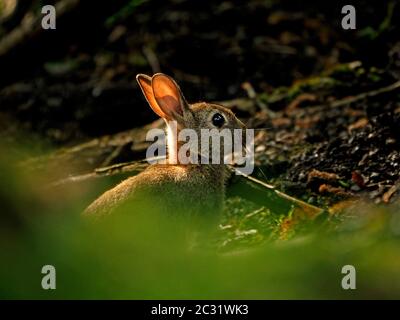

left=136, top=73, right=246, bottom=164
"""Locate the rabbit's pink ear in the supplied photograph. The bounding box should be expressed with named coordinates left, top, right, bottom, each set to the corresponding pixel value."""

left=151, top=73, right=189, bottom=121
left=136, top=74, right=168, bottom=119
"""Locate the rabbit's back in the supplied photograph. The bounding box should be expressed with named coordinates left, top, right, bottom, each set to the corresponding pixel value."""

left=84, top=164, right=226, bottom=216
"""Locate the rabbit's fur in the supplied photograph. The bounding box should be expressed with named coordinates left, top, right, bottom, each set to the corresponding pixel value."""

left=84, top=73, right=245, bottom=216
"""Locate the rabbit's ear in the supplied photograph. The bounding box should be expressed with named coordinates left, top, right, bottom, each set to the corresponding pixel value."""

left=151, top=73, right=189, bottom=121
left=136, top=74, right=168, bottom=119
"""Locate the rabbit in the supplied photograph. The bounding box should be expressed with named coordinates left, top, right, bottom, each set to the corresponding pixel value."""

left=83, top=73, right=246, bottom=217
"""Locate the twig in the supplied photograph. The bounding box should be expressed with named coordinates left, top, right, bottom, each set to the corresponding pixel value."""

left=311, top=80, right=400, bottom=111
left=382, top=179, right=400, bottom=203
left=49, top=159, right=150, bottom=187
left=0, top=0, right=18, bottom=23
left=21, top=118, right=164, bottom=173
left=229, top=167, right=323, bottom=217
left=142, top=46, right=161, bottom=74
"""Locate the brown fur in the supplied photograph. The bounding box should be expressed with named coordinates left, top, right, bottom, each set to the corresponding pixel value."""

left=84, top=73, right=245, bottom=216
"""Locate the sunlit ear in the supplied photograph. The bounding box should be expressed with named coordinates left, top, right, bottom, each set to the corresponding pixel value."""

left=136, top=74, right=168, bottom=119
left=151, top=73, right=189, bottom=121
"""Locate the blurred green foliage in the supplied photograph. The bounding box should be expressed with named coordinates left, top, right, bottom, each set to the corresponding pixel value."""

left=0, top=145, right=400, bottom=299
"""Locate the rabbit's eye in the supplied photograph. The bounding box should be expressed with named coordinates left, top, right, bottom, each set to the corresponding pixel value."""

left=212, top=113, right=225, bottom=127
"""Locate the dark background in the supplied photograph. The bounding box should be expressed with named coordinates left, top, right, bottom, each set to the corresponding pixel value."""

left=1, top=0, right=398, bottom=142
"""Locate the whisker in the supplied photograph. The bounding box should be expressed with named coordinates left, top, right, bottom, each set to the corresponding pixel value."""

left=241, top=143, right=269, bottom=181
left=257, top=166, right=269, bottom=181
left=253, top=127, right=273, bottom=131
